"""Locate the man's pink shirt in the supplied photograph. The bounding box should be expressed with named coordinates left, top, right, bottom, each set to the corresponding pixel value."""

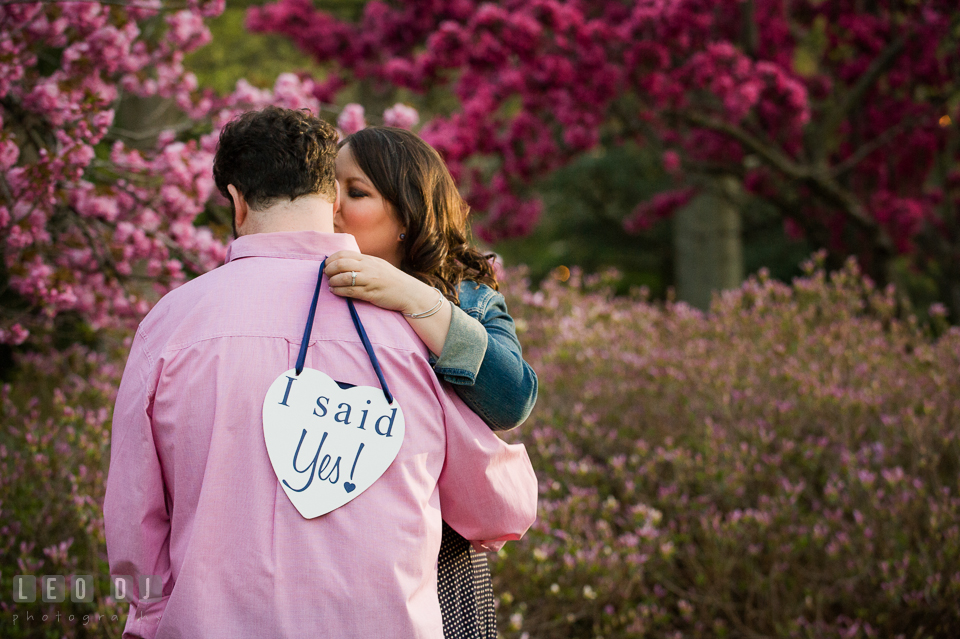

left=103, top=231, right=538, bottom=638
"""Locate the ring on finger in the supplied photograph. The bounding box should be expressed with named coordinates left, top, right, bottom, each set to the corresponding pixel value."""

left=350, top=271, right=357, bottom=287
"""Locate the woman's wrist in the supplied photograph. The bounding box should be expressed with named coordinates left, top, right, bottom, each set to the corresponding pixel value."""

left=401, top=279, right=444, bottom=317
left=399, top=281, right=453, bottom=357
left=404, top=287, right=446, bottom=319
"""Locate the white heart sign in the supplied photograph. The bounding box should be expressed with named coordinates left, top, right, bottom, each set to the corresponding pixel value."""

left=262, top=368, right=405, bottom=519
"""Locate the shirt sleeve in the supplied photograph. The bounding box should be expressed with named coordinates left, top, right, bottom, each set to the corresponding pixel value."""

left=431, top=303, right=488, bottom=384
left=103, top=327, right=171, bottom=639
left=436, top=387, right=538, bottom=552
left=435, top=292, right=538, bottom=431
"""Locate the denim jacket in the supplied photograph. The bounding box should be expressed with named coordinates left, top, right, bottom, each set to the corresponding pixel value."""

left=431, top=281, right=538, bottom=431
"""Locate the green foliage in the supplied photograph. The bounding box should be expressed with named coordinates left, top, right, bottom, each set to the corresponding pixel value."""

left=494, top=145, right=813, bottom=299
left=740, top=198, right=813, bottom=285
left=494, top=144, right=674, bottom=297
left=185, top=6, right=327, bottom=95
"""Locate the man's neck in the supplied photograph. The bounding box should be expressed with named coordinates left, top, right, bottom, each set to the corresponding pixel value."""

left=240, top=194, right=335, bottom=236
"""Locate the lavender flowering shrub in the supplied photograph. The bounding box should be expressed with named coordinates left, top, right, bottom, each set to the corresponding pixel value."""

left=0, top=345, right=126, bottom=637
left=493, top=257, right=960, bottom=639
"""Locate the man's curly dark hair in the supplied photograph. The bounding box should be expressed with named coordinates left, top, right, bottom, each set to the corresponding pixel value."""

left=213, top=106, right=338, bottom=211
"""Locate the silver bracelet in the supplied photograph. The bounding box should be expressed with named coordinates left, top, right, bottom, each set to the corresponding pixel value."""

left=403, top=287, right=445, bottom=319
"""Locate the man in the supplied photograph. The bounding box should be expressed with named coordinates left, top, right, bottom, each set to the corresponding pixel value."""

left=103, top=106, right=537, bottom=638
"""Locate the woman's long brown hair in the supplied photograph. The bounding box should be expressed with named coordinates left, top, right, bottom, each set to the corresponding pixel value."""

left=340, top=126, right=498, bottom=305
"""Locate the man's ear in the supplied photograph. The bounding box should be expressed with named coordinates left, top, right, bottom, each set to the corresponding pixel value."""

left=332, top=180, right=341, bottom=214
left=227, top=184, right=248, bottom=235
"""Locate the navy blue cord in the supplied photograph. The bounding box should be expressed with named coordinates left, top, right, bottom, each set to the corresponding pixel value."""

left=295, top=258, right=395, bottom=405
left=295, top=259, right=326, bottom=376
left=347, top=298, right=394, bottom=404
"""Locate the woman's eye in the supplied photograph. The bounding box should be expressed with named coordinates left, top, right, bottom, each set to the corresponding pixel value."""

left=348, top=189, right=367, bottom=198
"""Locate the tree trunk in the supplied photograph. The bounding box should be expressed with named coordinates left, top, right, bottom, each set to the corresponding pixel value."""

left=673, top=183, right=744, bottom=311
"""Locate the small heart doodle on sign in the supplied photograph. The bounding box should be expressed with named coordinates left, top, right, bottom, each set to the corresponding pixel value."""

left=263, top=368, right=405, bottom=518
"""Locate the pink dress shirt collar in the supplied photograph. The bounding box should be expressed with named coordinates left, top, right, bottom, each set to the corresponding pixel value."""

left=224, top=230, right=359, bottom=264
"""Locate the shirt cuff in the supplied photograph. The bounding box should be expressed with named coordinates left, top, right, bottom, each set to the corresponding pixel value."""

left=431, top=304, right=488, bottom=385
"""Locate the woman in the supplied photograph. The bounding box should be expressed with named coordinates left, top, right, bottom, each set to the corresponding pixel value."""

left=323, top=126, right=537, bottom=639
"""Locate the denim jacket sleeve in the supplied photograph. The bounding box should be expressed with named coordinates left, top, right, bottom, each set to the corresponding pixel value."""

left=432, top=282, right=538, bottom=431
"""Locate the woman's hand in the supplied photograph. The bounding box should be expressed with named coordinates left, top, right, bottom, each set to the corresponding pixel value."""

left=324, top=250, right=439, bottom=315
left=325, top=250, right=453, bottom=356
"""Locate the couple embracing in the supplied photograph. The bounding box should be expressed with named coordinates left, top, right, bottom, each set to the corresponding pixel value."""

left=103, top=106, right=539, bottom=638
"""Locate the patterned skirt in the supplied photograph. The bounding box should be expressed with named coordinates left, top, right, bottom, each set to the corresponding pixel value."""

left=438, top=521, right=497, bottom=639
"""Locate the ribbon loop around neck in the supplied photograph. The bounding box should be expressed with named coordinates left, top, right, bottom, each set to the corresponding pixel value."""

left=346, top=298, right=394, bottom=404
left=295, top=259, right=394, bottom=404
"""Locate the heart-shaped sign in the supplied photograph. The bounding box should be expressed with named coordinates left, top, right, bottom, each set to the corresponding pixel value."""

left=262, top=368, right=405, bottom=519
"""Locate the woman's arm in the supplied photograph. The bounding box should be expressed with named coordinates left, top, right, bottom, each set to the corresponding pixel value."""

left=325, top=251, right=538, bottom=430
left=432, top=290, right=537, bottom=431
left=325, top=250, right=452, bottom=356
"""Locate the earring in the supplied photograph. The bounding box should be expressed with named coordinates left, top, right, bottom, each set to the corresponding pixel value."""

left=399, top=233, right=406, bottom=240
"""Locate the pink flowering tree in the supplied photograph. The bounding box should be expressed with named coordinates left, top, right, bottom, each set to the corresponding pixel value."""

left=0, top=0, right=222, bottom=349
left=249, top=0, right=960, bottom=316
left=0, top=0, right=345, bottom=354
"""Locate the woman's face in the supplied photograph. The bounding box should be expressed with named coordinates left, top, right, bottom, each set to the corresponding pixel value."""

left=334, top=144, right=405, bottom=268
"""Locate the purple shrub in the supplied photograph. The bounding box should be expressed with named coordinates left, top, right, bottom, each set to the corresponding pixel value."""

left=0, top=345, right=126, bottom=637
left=493, top=257, right=960, bottom=638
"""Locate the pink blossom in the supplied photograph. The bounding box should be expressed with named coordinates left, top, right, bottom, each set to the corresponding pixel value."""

left=337, top=103, right=366, bottom=135
left=6, top=225, right=32, bottom=249
left=271, top=73, right=319, bottom=111
left=624, top=188, right=696, bottom=233
left=0, top=139, right=19, bottom=169
left=383, top=103, right=419, bottom=129
left=662, top=150, right=681, bottom=174
left=166, top=10, right=211, bottom=49
left=4, top=323, right=30, bottom=345
left=230, top=78, right=271, bottom=106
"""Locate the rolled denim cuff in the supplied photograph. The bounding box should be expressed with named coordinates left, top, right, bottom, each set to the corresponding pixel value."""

left=432, top=304, right=488, bottom=386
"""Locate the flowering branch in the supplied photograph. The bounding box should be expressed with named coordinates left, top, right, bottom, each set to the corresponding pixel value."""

left=679, top=111, right=895, bottom=255
left=833, top=30, right=912, bottom=122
